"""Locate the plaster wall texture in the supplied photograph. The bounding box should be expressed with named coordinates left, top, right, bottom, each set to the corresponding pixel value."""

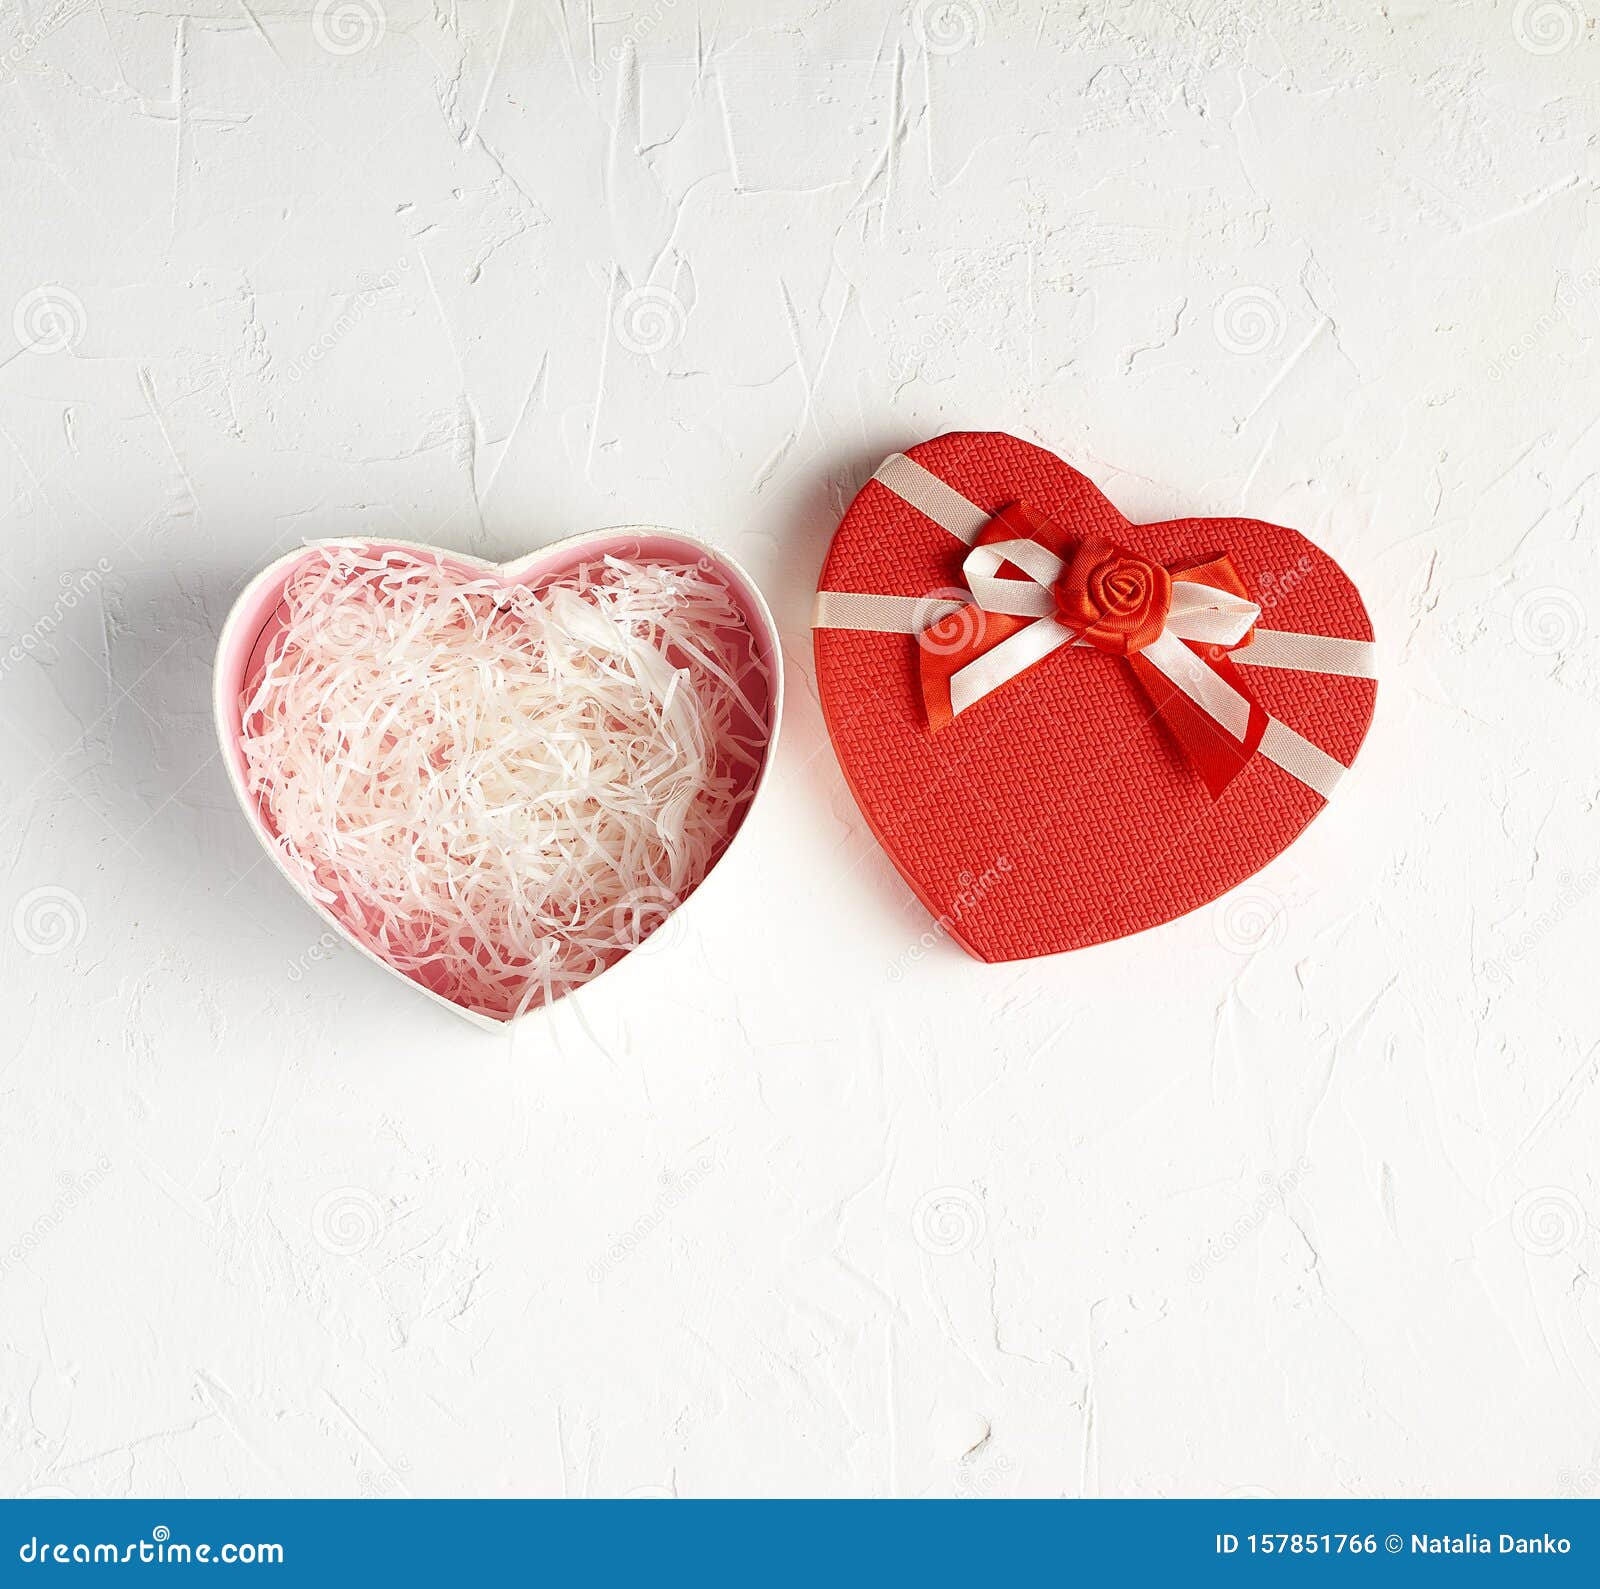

left=1, top=0, right=1598, bottom=1500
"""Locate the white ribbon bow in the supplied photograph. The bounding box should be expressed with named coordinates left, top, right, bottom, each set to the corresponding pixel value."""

left=949, top=535, right=1262, bottom=733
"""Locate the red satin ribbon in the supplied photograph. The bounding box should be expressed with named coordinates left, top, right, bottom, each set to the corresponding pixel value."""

left=919, top=502, right=1268, bottom=798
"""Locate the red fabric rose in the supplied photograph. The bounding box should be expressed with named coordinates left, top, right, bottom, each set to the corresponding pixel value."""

left=1055, top=535, right=1171, bottom=656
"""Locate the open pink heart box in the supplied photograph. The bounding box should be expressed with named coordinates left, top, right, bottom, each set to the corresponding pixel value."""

left=213, top=530, right=784, bottom=1030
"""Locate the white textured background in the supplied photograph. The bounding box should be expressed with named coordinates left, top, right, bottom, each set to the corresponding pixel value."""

left=2, top=0, right=1598, bottom=1502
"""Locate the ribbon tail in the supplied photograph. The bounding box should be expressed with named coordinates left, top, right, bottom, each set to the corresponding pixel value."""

left=1126, top=644, right=1268, bottom=798
left=919, top=610, right=1035, bottom=732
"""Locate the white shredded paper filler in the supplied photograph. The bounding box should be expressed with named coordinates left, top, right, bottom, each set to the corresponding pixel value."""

left=239, top=546, right=768, bottom=1020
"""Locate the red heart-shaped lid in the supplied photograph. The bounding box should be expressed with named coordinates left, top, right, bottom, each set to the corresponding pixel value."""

left=812, top=431, right=1377, bottom=962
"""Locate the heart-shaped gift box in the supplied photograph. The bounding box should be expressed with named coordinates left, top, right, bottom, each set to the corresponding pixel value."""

left=812, top=432, right=1377, bottom=961
left=215, top=530, right=782, bottom=1028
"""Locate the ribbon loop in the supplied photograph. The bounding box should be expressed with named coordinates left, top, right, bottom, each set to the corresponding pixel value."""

left=1166, top=580, right=1260, bottom=646
left=960, top=537, right=1061, bottom=617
